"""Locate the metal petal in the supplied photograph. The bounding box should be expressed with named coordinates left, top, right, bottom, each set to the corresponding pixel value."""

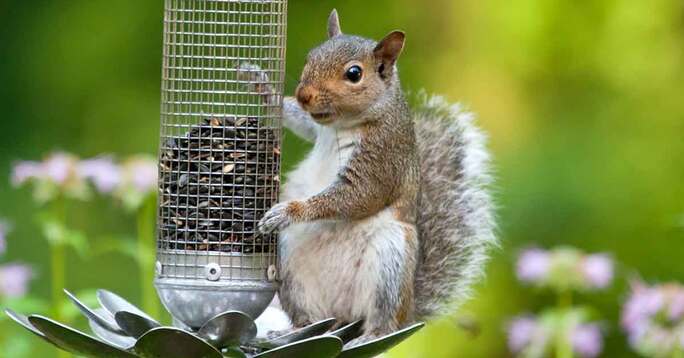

left=114, top=311, right=161, bottom=338
left=134, top=327, right=223, bottom=358
left=4, top=309, right=65, bottom=350
left=88, top=309, right=137, bottom=350
left=252, top=318, right=337, bottom=350
left=197, top=310, right=257, bottom=348
left=64, top=289, right=125, bottom=335
left=329, top=321, right=364, bottom=344
left=254, top=335, right=343, bottom=358
left=28, top=315, right=136, bottom=358
left=337, top=322, right=425, bottom=358
left=97, top=289, right=155, bottom=321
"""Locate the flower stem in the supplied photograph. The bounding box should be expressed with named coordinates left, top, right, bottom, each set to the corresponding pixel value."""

left=555, top=290, right=573, bottom=358
left=558, top=290, right=572, bottom=308
left=50, top=198, right=69, bottom=358
left=555, top=329, right=573, bottom=358
left=50, top=243, right=65, bottom=320
left=137, top=196, right=159, bottom=318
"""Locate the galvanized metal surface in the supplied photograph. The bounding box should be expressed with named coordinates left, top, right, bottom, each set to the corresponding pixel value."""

left=156, top=0, right=287, bottom=327
left=135, top=327, right=224, bottom=358
left=155, top=277, right=275, bottom=328
left=27, top=315, right=137, bottom=358
left=197, top=310, right=257, bottom=347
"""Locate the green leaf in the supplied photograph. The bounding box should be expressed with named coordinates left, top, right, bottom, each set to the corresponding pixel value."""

left=63, top=229, right=89, bottom=258
left=36, top=215, right=90, bottom=257
left=33, top=180, right=59, bottom=204
left=121, top=190, right=145, bottom=212
left=91, top=235, right=138, bottom=260
left=39, top=216, right=67, bottom=246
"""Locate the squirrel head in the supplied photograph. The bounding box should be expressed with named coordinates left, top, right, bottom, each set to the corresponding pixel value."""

left=295, top=9, right=406, bottom=128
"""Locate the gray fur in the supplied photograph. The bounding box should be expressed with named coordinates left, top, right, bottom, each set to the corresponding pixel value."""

left=238, top=36, right=496, bottom=326
left=413, top=91, right=497, bottom=319
left=283, top=97, right=318, bottom=142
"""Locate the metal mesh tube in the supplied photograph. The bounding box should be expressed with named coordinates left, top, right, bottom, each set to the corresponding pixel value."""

left=155, top=0, right=287, bottom=326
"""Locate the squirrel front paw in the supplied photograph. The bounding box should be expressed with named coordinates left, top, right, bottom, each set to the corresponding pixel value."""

left=259, top=201, right=302, bottom=233
left=236, top=62, right=276, bottom=105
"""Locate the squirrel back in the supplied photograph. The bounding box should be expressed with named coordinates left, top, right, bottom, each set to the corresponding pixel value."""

left=413, top=92, right=496, bottom=319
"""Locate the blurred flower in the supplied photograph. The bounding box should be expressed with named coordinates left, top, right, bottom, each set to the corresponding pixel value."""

left=516, top=247, right=613, bottom=292
left=11, top=152, right=89, bottom=202
left=43, top=152, right=73, bottom=184
left=79, top=156, right=120, bottom=193
left=581, top=254, right=613, bottom=289
left=571, top=323, right=603, bottom=358
left=621, top=281, right=684, bottom=357
left=0, top=220, right=9, bottom=255
left=508, top=316, right=542, bottom=353
left=115, top=155, right=157, bottom=211
left=11, top=161, right=42, bottom=186
left=507, top=313, right=604, bottom=358
left=126, top=156, right=157, bottom=193
left=517, top=249, right=550, bottom=283
left=0, top=263, right=34, bottom=298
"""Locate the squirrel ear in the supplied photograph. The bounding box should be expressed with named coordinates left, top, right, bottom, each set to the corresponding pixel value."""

left=374, top=31, right=405, bottom=77
left=327, top=9, right=342, bottom=38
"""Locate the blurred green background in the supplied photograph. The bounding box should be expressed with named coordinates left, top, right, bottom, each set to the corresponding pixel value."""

left=0, top=0, right=683, bottom=357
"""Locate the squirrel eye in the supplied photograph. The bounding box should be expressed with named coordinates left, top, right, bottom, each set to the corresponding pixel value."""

left=344, top=65, right=363, bottom=83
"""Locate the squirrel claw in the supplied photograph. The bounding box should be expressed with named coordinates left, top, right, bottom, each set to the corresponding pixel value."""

left=259, top=202, right=292, bottom=234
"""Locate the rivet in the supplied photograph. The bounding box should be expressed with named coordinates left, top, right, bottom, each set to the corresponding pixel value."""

left=205, top=263, right=221, bottom=281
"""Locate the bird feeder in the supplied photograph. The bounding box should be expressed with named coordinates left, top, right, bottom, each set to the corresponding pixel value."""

left=155, top=0, right=287, bottom=328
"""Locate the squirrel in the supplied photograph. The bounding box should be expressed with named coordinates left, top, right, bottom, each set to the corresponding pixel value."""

left=241, top=9, right=496, bottom=342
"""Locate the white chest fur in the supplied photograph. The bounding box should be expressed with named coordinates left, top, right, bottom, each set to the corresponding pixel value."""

left=281, top=126, right=358, bottom=202
left=278, top=126, right=409, bottom=324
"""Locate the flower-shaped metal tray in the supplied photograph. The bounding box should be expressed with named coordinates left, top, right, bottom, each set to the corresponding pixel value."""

left=5, top=289, right=424, bottom=357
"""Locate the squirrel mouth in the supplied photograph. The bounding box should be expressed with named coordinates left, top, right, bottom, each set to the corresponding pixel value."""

left=310, top=112, right=334, bottom=122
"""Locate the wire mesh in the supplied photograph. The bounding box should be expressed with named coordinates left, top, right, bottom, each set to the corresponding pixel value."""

left=156, top=0, right=286, bottom=282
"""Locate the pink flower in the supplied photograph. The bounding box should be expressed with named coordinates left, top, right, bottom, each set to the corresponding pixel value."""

left=571, top=324, right=603, bottom=358
left=507, top=316, right=541, bottom=353
left=43, top=152, right=74, bottom=184
left=669, top=290, right=684, bottom=321
left=581, top=254, right=613, bottom=289
left=0, top=263, right=34, bottom=298
left=114, top=155, right=157, bottom=211
left=621, top=282, right=684, bottom=356
left=11, top=161, right=42, bottom=186
left=127, top=158, right=157, bottom=193
left=622, top=283, right=664, bottom=336
left=11, top=152, right=88, bottom=202
left=79, top=157, right=121, bottom=193
left=516, top=249, right=550, bottom=283
left=118, top=156, right=157, bottom=194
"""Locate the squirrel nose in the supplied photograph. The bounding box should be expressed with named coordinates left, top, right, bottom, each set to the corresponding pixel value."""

left=296, top=85, right=315, bottom=107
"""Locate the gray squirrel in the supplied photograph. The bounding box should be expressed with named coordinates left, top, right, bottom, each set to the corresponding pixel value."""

left=241, top=9, right=496, bottom=342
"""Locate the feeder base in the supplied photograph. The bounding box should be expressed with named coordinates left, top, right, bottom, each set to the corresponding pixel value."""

left=155, top=278, right=276, bottom=329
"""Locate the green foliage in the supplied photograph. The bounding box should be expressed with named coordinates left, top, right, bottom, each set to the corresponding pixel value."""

left=38, top=213, right=89, bottom=257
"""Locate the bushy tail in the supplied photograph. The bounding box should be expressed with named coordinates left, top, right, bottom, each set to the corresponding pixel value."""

left=413, top=92, right=497, bottom=319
